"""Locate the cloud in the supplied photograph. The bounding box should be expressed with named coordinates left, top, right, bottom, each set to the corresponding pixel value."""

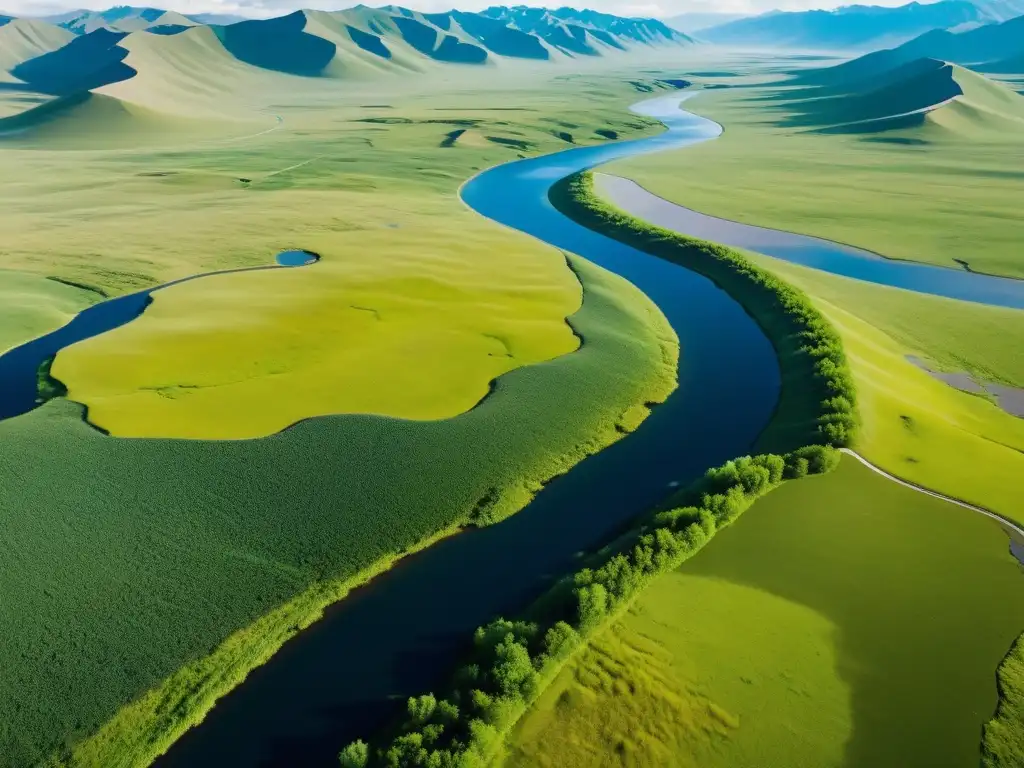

left=3, top=0, right=926, bottom=20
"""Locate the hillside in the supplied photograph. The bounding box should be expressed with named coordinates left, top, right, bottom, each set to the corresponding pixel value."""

left=782, top=55, right=1024, bottom=137
left=0, top=5, right=692, bottom=141
left=0, top=18, right=75, bottom=76
left=794, top=13, right=1024, bottom=92
left=700, top=0, right=988, bottom=50
left=482, top=5, right=693, bottom=52
left=2, top=5, right=692, bottom=93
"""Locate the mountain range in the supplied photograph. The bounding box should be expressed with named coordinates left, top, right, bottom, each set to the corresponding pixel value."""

left=0, top=4, right=691, bottom=93
left=0, top=4, right=693, bottom=136
left=698, top=0, right=1024, bottom=50
left=796, top=13, right=1024, bottom=82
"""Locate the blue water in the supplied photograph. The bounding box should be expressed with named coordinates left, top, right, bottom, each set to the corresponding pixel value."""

left=276, top=249, right=319, bottom=267
left=0, top=252, right=317, bottom=424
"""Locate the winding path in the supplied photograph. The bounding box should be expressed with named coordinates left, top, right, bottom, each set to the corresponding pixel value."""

left=841, top=449, right=1024, bottom=558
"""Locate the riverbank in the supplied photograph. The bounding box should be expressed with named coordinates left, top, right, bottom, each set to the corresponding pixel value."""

left=339, top=171, right=858, bottom=765
left=549, top=171, right=857, bottom=457
left=16, top=253, right=677, bottom=768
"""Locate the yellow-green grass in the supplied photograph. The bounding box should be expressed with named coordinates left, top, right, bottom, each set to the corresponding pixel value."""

left=730, top=253, right=1024, bottom=522
left=504, top=456, right=1024, bottom=768
left=0, top=71, right=687, bottom=767
left=2, top=72, right=667, bottom=440
left=53, top=199, right=583, bottom=438
left=0, top=270, right=100, bottom=353
left=608, top=84, right=1024, bottom=278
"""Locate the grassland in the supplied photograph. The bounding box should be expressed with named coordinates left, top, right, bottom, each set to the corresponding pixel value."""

left=600, top=75, right=1024, bottom=521
left=2, top=69, right=676, bottom=439
left=737, top=253, right=1024, bottom=523
left=0, top=270, right=100, bottom=353
left=0, top=69, right=689, bottom=767
left=504, top=456, right=1024, bottom=768
left=610, top=75, right=1024, bottom=278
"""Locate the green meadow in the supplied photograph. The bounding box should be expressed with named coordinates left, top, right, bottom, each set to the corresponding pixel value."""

left=601, top=69, right=1024, bottom=520
left=0, top=70, right=687, bottom=767
left=504, top=456, right=1024, bottom=768
left=611, top=71, right=1024, bottom=279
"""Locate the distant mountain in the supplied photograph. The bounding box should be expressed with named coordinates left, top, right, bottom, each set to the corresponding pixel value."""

left=969, top=0, right=1024, bottom=20
left=699, top=0, right=995, bottom=50
left=797, top=13, right=1024, bottom=82
left=0, top=4, right=693, bottom=99
left=662, top=12, right=748, bottom=35
left=186, top=12, right=249, bottom=25
left=780, top=54, right=1024, bottom=138
left=481, top=6, right=694, bottom=52
left=48, top=6, right=196, bottom=35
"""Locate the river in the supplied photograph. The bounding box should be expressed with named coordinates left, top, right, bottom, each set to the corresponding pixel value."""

left=150, top=94, right=782, bottom=767
left=11, top=93, right=1017, bottom=767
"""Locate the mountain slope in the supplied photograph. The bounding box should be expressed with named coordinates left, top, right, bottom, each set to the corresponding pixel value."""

left=782, top=55, right=1024, bottom=138
left=700, top=0, right=986, bottom=50
left=9, top=28, right=135, bottom=95
left=482, top=5, right=693, bottom=54
left=0, top=18, right=76, bottom=76
left=798, top=13, right=1024, bottom=84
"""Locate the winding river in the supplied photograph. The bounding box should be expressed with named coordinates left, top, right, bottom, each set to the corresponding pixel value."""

left=4, top=94, right=1020, bottom=766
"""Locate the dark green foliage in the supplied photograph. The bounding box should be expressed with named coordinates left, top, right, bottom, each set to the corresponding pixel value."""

left=343, top=445, right=842, bottom=767
left=549, top=171, right=859, bottom=454
left=36, top=356, right=67, bottom=404
left=339, top=740, right=369, bottom=768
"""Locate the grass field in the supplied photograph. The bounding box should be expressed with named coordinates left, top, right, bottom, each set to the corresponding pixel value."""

left=0, top=68, right=688, bottom=767
left=0, top=270, right=100, bottom=354
left=599, top=74, right=1024, bottom=520
left=3, top=70, right=677, bottom=439
left=743, top=254, right=1024, bottom=523
left=610, top=75, right=1024, bottom=278
left=504, top=456, right=1024, bottom=768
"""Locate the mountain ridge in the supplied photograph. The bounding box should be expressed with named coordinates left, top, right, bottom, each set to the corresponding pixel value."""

left=700, top=0, right=1023, bottom=50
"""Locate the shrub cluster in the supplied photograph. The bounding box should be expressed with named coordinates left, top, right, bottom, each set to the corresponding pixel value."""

left=337, top=447, right=840, bottom=767
left=551, top=172, right=858, bottom=449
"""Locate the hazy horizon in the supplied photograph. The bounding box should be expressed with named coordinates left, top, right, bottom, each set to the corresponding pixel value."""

left=7, top=0, right=947, bottom=22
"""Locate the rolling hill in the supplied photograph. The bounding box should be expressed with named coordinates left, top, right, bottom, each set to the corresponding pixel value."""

left=781, top=55, right=1024, bottom=137
left=0, top=18, right=76, bottom=77
left=1, top=5, right=693, bottom=91
left=698, top=0, right=1009, bottom=50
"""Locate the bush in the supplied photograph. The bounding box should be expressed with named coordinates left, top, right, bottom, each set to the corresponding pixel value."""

left=339, top=739, right=369, bottom=768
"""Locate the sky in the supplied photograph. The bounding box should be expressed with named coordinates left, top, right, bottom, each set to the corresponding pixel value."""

left=5, top=0, right=929, bottom=20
